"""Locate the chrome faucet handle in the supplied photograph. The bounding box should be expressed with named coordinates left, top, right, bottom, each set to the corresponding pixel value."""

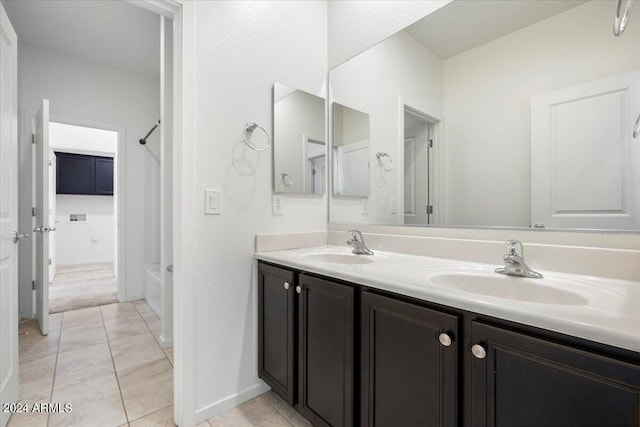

left=346, top=230, right=374, bottom=255
left=347, top=230, right=363, bottom=241
left=505, top=239, right=523, bottom=257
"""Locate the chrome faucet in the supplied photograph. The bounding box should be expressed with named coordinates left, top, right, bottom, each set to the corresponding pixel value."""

left=346, top=230, right=374, bottom=255
left=495, top=239, right=543, bottom=279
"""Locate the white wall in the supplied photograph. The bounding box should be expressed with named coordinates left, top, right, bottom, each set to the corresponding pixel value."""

left=55, top=195, right=114, bottom=266
left=329, top=30, right=443, bottom=224
left=442, top=0, right=640, bottom=226
left=19, top=44, right=159, bottom=302
left=186, top=1, right=327, bottom=421
left=328, top=0, right=450, bottom=68
left=50, top=122, right=117, bottom=155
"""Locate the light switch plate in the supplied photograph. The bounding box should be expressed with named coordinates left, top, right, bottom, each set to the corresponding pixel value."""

left=272, top=194, right=284, bottom=215
left=205, top=189, right=221, bottom=215
left=361, top=198, right=369, bottom=215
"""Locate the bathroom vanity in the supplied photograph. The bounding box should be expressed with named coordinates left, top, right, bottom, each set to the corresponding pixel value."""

left=255, top=246, right=640, bottom=427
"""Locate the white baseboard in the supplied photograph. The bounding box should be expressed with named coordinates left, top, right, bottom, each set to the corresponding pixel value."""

left=195, top=382, right=271, bottom=424
left=159, top=334, right=173, bottom=348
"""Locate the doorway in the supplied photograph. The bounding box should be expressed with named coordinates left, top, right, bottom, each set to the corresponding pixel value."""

left=403, top=105, right=439, bottom=225
left=48, top=121, right=120, bottom=313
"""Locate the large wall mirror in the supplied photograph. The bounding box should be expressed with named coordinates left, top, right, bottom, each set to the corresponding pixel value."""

left=273, top=82, right=326, bottom=194
left=328, top=0, right=640, bottom=231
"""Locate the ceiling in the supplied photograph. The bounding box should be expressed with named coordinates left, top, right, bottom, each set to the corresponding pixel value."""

left=3, top=0, right=160, bottom=78
left=406, top=0, right=587, bottom=59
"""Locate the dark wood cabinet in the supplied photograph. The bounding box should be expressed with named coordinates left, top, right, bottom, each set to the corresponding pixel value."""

left=298, top=274, right=354, bottom=427
left=257, top=261, right=640, bottom=427
left=470, top=321, right=640, bottom=427
left=361, top=291, right=458, bottom=427
left=56, top=152, right=114, bottom=196
left=258, top=264, right=296, bottom=405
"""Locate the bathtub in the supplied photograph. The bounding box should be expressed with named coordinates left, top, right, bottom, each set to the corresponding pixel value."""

left=144, top=262, right=162, bottom=318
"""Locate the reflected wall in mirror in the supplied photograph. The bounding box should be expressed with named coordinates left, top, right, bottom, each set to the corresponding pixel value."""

left=328, top=0, right=640, bottom=231
left=332, top=102, right=370, bottom=197
left=273, top=82, right=326, bottom=194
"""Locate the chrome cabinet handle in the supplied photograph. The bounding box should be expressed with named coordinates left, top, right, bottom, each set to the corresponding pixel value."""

left=12, top=231, right=29, bottom=244
left=633, top=113, right=640, bottom=138
left=283, top=281, right=290, bottom=290
left=296, top=285, right=302, bottom=294
left=438, top=333, right=453, bottom=347
left=471, top=344, right=487, bottom=359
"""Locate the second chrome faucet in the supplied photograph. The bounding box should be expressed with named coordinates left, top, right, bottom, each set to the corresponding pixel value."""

left=495, top=239, right=543, bottom=279
left=347, top=230, right=374, bottom=255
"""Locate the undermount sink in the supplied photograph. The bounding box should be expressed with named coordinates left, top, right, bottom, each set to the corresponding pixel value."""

left=301, top=253, right=375, bottom=265
left=430, top=271, right=589, bottom=306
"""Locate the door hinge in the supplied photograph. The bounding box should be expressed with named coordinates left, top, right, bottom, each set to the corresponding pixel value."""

left=32, top=280, right=36, bottom=290
left=32, top=207, right=37, bottom=217
left=31, top=134, right=35, bottom=144
left=426, top=205, right=433, bottom=215
left=48, top=258, right=52, bottom=266
left=428, top=139, right=433, bottom=148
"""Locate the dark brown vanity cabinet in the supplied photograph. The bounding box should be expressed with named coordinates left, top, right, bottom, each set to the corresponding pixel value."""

left=258, top=261, right=640, bottom=427
left=258, top=264, right=355, bottom=427
left=258, top=264, right=296, bottom=405
left=361, top=292, right=458, bottom=427
left=470, top=322, right=640, bottom=427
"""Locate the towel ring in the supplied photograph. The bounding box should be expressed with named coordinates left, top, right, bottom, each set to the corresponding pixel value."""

left=633, top=113, right=640, bottom=138
left=614, top=0, right=634, bottom=36
left=376, top=152, right=393, bottom=172
left=243, top=123, right=270, bottom=151
left=280, top=172, right=293, bottom=187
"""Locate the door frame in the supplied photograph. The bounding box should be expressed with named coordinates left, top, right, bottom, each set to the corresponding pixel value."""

left=132, top=1, right=195, bottom=426
left=49, top=115, right=125, bottom=301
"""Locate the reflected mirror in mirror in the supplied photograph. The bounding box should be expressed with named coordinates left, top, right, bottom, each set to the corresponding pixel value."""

left=273, top=82, right=326, bottom=194
left=329, top=0, right=640, bottom=231
left=332, top=102, right=370, bottom=197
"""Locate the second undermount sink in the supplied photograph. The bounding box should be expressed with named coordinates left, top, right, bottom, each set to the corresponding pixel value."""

left=301, top=252, right=376, bottom=265
left=430, top=271, right=588, bottom=306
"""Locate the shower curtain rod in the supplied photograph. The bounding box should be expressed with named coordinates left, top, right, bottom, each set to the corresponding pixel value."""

left=139, top=119, right=161, bottom=145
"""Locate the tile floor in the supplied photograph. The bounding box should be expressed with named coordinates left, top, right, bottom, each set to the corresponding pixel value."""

left=50, top=264, right=118, bottom=313
left=11, top=300, right=309, bottom=427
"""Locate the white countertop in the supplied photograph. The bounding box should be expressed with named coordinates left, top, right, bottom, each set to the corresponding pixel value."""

left=255, top=245, right=640, bottom=353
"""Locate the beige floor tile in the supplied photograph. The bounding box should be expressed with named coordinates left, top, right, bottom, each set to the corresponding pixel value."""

left=196, top=423, right=211, bottom=427
left=62, top=307, right=102, bottom=328
left=129, top=405, right=175, bottom=426
left=139, top=310, right=159, bottom=322
left=18, top=354, right=57, bottom=400
left=163, top=347, right=174, bottom=365
left=58, top=319, right=107, bottom=353
left=49, top=373, right=127, bottom=427
left=110, top=332, right=166, bottom=373
left=49, top=313, right=63, bottom=330
left=119, top=358, right=173, bottom=421
left=104, top=317, right=150, bottom=341
left=101, top=302, right=141, bottom=321
left=6, top=393, right=50, bottom=427
left=263, top=392, right=310, bottom=427
left=18, top=327, right=60, bottom=363
left=133, top=300, right=153, bottom=313
left=207, top=396, right=293, bottom=427
left=54, top=342, right=114, bottom=390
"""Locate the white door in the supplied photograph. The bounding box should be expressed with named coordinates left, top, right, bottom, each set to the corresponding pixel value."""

left=531, top=71, right=640, bottom=229
left=48, top=149, right=56, bottom=283
left=33, top=100, right=50, bottom=335
left=404, top=136, right=429, bottom=225
left=336, top=139, right=369, bottom=196
left=0, top=4, right=19, bottom=426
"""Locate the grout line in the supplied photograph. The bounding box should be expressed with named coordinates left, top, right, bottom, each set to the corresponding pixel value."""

left=261, top=393, right=296, bottom=427
left=99, top=308, right=130, bottom=424
left=46, top=312, right=65, bottom=427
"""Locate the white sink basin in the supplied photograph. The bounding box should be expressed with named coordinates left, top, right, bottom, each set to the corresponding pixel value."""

left=430, top=272, right=588, bottom=306
left=301, top=253, right=375, bottom=265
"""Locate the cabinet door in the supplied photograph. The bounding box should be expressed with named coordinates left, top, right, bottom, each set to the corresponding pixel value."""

left=56, top=152, right=94, bottom=195
left=258, top=263, right=296, bottom=405
left=470, top=322, right=640, bottom=427
left=95, top=157, right=114, bottom=195
left=298, top=274, right=354, bottom=427
left=361, top=292, right=458, bottom=427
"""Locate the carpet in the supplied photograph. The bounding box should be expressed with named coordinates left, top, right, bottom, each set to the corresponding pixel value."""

left=49, top=264, right=118, bottom=314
